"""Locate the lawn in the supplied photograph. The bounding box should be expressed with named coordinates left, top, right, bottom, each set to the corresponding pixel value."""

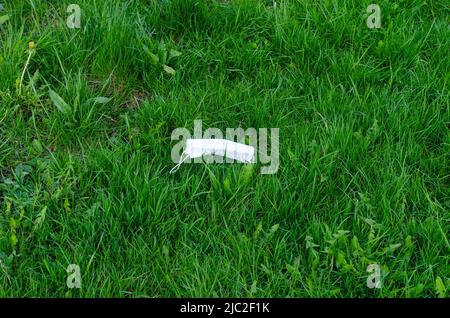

left=0, top=0, right=448, bottom=297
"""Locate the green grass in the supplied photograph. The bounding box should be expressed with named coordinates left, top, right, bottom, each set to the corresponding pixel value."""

left=0, top=0, right=449, bottom=297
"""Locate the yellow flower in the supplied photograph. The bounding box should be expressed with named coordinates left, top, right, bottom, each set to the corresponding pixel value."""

left=28, top=41, right=36, bottom=50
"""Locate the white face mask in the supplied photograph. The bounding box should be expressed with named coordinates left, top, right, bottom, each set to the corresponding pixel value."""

left=169, top=139, right=255, bottom=173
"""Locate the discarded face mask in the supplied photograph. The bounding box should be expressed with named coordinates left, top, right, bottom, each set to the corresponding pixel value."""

left=169, top=139, right=255, bottom=174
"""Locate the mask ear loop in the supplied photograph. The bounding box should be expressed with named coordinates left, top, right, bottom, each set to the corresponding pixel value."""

left=169, top=151, right=189, bottom=174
